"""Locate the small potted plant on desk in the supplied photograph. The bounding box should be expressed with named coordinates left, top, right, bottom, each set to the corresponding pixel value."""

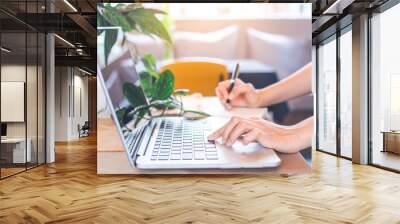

left=97, top=3, right=209, bottom=130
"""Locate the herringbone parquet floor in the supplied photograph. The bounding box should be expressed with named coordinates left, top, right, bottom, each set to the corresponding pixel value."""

left=1, top=135, right=400, bottom=224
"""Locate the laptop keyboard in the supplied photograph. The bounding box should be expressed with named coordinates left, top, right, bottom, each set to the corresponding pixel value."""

left=151, top=119, right=218, bottom=161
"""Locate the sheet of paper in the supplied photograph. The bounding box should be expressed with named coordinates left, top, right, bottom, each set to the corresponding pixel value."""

left=182, top=95, right=267, bottom=119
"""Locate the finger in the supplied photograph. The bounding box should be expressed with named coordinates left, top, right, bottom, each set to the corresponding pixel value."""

left=242, top=128, right=260, bottom=145
left=226, top=121, right=252, bottom=146
left=246, top=119, right=268, bottom=131
left=216, top=88, right=232, bottom=110
left=228, top=83, right=252, bottom=101
left=220, top=86, right=229, bottom=101
left=208, top=119, right=234, bottom=141
left=217, top=87, right=230, bottom=109
left=224, top=79, right=242, bottom=100
left=216, top=87, right=224, bottom=103
left=244, top=118, right=280, bottom=133
left=209, top=116, right=244, bottom=141
left=222, top=117, right=241, bottom=143
left=217, top=81, right=230, bottom=100
left=224, top=102, right=232, bottom=110
left=207, top=124, right=226, bottom=141
left=233, top=79, right=244, bottom=86
left=243, top=128, right=273, bottom=148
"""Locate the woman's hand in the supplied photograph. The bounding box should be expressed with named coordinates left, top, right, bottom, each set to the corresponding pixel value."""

left=216, top=79, right=260, bottom=110
left=207, top=116, right=312, bottom=153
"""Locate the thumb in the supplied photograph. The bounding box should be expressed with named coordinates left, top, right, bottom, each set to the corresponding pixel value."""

left=228, top=83, right=252, bottom=100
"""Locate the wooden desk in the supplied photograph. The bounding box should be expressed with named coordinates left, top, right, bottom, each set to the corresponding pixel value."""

left=1, top=137, right=31, bottom=164
left=97, top=96, right=310, bottom=175
left=382, top=131, right=400, bottom=154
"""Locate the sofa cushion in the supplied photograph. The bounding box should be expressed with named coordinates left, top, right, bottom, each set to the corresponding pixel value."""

left=246, top=28, right=311, bottom=80
left=173, top=25, right=239, bottom=60
left=125, top=32, right=165, bottom=60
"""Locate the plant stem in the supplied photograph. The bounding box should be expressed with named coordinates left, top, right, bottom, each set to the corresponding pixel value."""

left=183, top=110, right=211, bottom=117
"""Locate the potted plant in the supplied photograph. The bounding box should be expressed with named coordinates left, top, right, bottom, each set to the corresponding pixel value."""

left=97, top=3, right=209, bottom=130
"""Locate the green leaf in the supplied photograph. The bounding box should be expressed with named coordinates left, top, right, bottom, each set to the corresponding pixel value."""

left=141, top=54, right=157, bottom=73
left=173, top=89, right=189, bottom=96
left=123, top=82, right=148, bottom=109
left=116, top=106, right=135, bottom=126
left=133, top=107, right=148, bottom=128
left=149, top=99, right=178, bottom=110
left=183, top=110, right=210, bottom=120
left=154, top=69, right=174, bottom=100
left=126, top=8, right=172, bottom=45
left=138, top=71, right=154, bottom=98
left=116, top=108, right=126, bottom=125
left=134, top=7, right=167, bottom=14
left=119, top=3, right=143, bottom=13
left=97, top=11, right=111, bottom=27
left=104, top=29, right=118, bottom=65
left=114, top=3, right=129, bottom=11
left=99, top=4, right=173, bottom=64
left=103, top=6, right=132, bottom=32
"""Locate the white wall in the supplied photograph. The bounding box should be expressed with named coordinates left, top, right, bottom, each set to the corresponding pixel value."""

left=1, top=65, right=35, bottom=138
left=1, top=64, right=46, bottom=163
left=71, top=73, right=89, bottom=138
left=55, top=66, right=69, bottom=141
left=54, top=67, right=89, bottom=141
left=1, top=66, right=26, bottom=139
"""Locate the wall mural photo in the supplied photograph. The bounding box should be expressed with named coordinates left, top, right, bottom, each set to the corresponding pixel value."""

left=96, top=3, right=313, bottom=175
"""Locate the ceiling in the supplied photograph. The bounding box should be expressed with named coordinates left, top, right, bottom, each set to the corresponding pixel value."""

left=0, top=0, right=393, bottom=73
left=0, top=0, right=99, bottom=74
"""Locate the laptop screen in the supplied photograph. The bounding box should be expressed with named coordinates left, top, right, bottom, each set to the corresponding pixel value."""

left=99, top=52, right=149, bottom=137
left=1, top=123, right=6, bottom=137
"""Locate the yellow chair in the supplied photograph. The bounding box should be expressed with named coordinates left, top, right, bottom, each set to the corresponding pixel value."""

left=160, top=61, right=228, bottom=96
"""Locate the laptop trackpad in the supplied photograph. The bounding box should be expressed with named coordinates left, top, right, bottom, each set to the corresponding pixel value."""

left=231, top=141, right=262, bottom=154
left=216, top=140, right=281, bottom=168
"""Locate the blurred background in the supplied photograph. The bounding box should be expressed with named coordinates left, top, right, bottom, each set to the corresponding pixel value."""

left=98, top=3, right=312, bottom=125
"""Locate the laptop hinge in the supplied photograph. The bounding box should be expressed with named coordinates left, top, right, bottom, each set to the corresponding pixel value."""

left=133, top=119, right=158, bottom=165
left=130, top=122, right=149, bottom=166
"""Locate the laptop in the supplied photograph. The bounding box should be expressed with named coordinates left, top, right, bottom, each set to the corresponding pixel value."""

left=98, top=62, right=281, bottom=170
left=1, top=123, right=7, bottom=140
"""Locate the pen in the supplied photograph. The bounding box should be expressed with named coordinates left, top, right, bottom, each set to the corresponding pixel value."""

left=226, top=62, right=240, bottom=104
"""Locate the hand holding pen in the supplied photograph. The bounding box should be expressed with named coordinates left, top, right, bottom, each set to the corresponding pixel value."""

left=226, top=62, right=240, bottom=104
left=215, top=63, right=260, bottom=109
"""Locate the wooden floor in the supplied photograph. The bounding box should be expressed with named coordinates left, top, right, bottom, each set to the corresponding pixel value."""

left=1, top=135, right=400, bottom=224
left=1, top=167, right=26, bottom=178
